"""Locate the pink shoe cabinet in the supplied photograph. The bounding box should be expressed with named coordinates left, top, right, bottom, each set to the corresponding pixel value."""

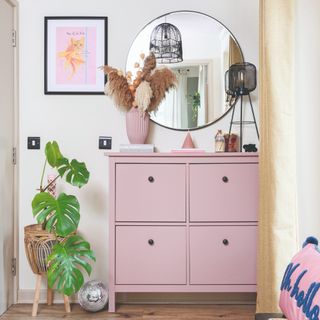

left=107, top=153, right=259, bottom=312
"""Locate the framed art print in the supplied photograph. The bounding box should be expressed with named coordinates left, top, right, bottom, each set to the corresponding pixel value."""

left=44, top=16, right=108, bottom=94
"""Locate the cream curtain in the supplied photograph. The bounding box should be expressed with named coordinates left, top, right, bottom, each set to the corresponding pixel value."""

left=257, top=0, right=299, bottom=314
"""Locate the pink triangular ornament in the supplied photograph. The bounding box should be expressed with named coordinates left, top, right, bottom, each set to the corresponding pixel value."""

left=182, top=132, right=195, bottom=148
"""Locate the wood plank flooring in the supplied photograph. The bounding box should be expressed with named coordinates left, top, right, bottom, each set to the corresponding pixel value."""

left=0, top=304, right=256, bottom=319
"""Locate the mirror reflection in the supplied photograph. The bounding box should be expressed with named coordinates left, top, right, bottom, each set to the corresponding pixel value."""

left=126, top=11, right=243, bottom=130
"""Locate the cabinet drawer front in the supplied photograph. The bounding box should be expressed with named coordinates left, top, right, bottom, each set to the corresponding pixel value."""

left=190, top=226, right=257, bottom=285
left=116, top=164, right=186, bottom=222
left=190, top=163, right=258, bottom=222
left=116, top=226, right=187, bottom=284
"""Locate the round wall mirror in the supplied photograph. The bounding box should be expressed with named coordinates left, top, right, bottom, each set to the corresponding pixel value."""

left=126, top=11, right=244, bottom=131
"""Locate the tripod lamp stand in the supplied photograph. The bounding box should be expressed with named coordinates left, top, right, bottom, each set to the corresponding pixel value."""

left=225, top=62, right=260, bottom=151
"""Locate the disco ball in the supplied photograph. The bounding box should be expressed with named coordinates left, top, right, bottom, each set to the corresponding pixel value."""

left=78, top=280, right=108, bottom=312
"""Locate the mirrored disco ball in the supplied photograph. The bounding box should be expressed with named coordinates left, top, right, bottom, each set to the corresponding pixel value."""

left=78, top=280, right=108, bottom=312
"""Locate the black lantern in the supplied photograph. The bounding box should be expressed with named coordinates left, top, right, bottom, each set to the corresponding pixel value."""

left=149, top=23, right=183, bottom=64
left=225, top=62, right=259, bottom=151
left=227, top=62, right=256, bottom=96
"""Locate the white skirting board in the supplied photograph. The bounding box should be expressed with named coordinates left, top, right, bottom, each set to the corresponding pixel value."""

left=18, top=290, right=256, bottom=305
left=18, top=289, right=78, bottom=304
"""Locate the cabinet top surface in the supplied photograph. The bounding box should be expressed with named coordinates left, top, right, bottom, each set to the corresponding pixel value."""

left=106, top=152, right=259, bottom=158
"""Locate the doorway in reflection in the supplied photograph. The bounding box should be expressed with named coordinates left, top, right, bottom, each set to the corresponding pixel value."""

left=151, top=63, right=209, bottom=129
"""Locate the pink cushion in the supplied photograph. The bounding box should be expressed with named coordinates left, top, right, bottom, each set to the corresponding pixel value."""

left=279, top=238, right=320, bottom=320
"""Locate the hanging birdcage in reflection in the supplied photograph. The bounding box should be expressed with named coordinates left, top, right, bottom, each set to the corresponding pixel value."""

left=150, top=23, right=183, bottom=64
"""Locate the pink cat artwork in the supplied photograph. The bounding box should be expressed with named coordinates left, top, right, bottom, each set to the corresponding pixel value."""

left=55, top=27, right=97, bottom=85
left=58, top=37, right=85, bottom=79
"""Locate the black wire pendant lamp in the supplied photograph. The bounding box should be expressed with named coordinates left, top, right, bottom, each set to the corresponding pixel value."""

left=149, top=22, right=183, bottom=64
left=225, top=62, right=260, bottom=151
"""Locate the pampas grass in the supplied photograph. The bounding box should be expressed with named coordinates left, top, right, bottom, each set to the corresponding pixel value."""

left=102, top=52, right=177, bottom=113
left=104, top=71, right=133, bottom=110
left=142, top=54, right=157, bottom=81
left=148, top=68, right=177, bottom=112
left=135, top=81, right=153, bottom=113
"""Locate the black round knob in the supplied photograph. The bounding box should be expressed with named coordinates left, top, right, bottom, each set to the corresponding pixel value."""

left=148, top=239, right=154, bottom=246
left=148, top=176, right=154, bottom=183
left=223, top=239, right=229, bottom=246
left=222, top=176, right=229, bottom=183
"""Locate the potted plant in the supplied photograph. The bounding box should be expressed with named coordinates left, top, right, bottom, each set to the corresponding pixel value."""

left=101, top=52, right=177, bottom=143
left=190, top=91, right=200, bottom=125
left=24, top=141, right=95, bottom=298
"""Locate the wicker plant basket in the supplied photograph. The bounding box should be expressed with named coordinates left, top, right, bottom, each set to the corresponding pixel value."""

left=24, top=224, right=59, bottom=275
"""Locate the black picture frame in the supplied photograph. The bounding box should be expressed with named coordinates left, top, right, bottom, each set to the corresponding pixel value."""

left=44, top=16, right=108, bottom=95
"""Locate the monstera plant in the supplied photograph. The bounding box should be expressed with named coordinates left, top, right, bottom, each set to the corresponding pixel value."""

left=30, top=141, right=95, bottom=296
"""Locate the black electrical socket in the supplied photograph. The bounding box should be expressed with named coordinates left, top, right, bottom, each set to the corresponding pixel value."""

left=27, top=137, right=40, bottom=149
left=99, top=136, right=112, bottom=149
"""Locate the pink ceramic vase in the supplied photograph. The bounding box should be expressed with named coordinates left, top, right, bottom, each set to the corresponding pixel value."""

left=125, top=107, right=150, bottom=144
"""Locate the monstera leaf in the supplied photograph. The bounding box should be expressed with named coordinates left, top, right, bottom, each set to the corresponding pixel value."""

left=32, top=192, right=80, bottom=237
left=56, top=157, right=89, bottom=188
left=45, top=141, right=63, bottom=167
left=47, top=235, right=95, bottom=296
left=44, top=141, right=89, bottom=188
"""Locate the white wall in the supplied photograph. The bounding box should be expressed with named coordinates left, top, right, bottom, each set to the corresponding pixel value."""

left=295, top=0, right=320, bottom=242
left=18, top=0, right=259, bottom=294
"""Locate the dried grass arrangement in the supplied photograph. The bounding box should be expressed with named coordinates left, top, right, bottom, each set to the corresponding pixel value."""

left=101, top=52, right=177, bottom=113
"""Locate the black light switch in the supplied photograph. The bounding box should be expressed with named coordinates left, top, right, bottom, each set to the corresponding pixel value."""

left=99, top=136, right=112, bottom=150
left=28, top=137, right=40, bottom=149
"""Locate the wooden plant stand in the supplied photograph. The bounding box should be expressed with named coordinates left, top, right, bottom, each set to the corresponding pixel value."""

left=24, top=224, right=71, bottom=316
left=32, top=274, right=70, bottom=317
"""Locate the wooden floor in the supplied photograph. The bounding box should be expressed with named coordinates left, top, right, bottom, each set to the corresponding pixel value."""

left=0, top=304, right=256, bottom=319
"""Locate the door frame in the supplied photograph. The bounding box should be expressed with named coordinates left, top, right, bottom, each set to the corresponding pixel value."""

left=5, top=0, right=19, bottom=305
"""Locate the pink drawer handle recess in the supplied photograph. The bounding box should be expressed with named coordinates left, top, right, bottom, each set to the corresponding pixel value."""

left=222, top=176, right=229, bottom=183
left=148, top=239, right=154, bottom=246
left=148, top=176, right=155, bottom=183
